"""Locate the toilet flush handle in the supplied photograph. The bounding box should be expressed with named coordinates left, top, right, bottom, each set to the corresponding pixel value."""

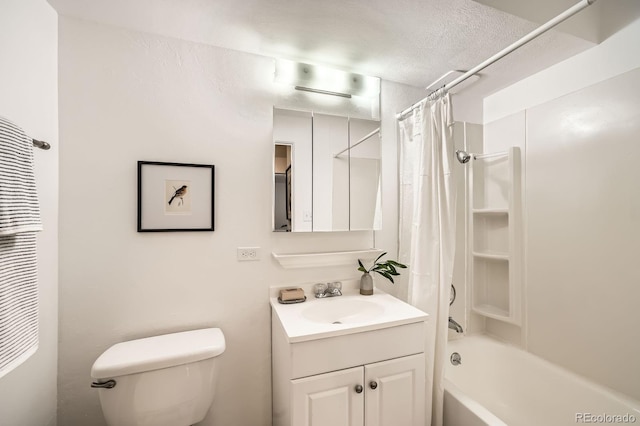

left=91, top=379, right=116, bottom=389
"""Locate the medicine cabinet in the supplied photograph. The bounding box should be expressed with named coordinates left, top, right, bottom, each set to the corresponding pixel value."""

left=272, top=108, right=381, bottom=232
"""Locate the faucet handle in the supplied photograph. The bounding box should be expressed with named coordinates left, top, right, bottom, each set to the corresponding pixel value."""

left=314, top=283, right=328, bottom=297
left=328, top=281, right=342, bottom=293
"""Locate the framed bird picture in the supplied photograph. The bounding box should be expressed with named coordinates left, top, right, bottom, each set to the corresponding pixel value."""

left=137, top=161, right=214, bottom=232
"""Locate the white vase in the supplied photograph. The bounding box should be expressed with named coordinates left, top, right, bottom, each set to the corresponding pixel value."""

left=360, top=272, right=373, bottom=295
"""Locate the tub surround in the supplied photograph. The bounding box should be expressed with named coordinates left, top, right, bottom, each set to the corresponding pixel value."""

left=482, top=60, right=640, bottom=400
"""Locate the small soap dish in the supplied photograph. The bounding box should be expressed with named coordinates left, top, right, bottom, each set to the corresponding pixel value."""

left=277, top=296, right=307, bottom=305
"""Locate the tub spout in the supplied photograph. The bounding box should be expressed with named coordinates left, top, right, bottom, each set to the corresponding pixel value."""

left=448, top=316, right=464, bottom=333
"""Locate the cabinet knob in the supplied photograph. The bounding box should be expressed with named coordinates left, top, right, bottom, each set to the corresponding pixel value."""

left=369, top=381, right=378, bottom=390
left=355, top=384, right=363, bottom=394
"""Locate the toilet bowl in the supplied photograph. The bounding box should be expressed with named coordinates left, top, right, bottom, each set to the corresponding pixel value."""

left=91, top=328, right=225, bottom=426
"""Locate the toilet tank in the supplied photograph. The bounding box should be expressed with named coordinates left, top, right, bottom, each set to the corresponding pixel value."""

left=91, top=328, right=225, bottom=426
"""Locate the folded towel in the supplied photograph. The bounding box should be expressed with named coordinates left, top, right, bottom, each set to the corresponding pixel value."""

left=0, top=116, right=41, bottom=377
left=0, top=233, right=39, bottom=378
left=0, top=116, right=42, bottom=235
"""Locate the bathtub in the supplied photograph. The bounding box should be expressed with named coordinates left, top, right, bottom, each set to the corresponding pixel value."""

left=443, top=335, right=640, bottom=426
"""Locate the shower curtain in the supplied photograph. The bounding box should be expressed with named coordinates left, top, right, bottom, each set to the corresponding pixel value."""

left=398, top=91, right=455, bottom=426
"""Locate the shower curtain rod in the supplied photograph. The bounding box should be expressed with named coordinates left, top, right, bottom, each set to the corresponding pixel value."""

left=334, top=127, right=380, bottom=157
left=475, top=150, right=508, bottom=160
left=396, top=0, right=597, bottom=119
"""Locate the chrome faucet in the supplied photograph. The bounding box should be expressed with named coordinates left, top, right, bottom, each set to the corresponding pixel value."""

left=448, top=316, right=464, bottom=333
left=314, top=282, right=343, bottom=298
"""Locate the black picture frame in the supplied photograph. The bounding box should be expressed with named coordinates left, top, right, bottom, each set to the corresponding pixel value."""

left=137, top=161, right=215, bottom=232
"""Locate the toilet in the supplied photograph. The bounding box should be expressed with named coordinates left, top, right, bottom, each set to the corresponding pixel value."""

left=91, top=328, right=225, bottom=426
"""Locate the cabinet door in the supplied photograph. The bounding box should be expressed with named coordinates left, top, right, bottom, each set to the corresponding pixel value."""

left=364, top=353, right=425, bottom=426
left=291, top=366, right=364, bottom=426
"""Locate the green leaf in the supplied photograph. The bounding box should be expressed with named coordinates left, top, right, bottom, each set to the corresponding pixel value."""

left=358, top=259, right=367, bottom=271
left=372, top=252, right=387, bottom=265
left=358, top=252, right=405, bottom=282
left=388, top=260, right=407, bottom=268
left=375, top=270, right=395, bottom=283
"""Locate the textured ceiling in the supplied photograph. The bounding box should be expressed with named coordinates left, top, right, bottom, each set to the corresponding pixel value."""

left=47, top=0, right=596, bottom=98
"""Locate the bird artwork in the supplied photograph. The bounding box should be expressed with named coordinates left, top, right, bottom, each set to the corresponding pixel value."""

left=168, top=185, right=188, bottom=206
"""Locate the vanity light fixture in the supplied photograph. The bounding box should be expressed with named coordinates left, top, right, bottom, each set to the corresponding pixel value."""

left=275, top=58, right=379, bottom=99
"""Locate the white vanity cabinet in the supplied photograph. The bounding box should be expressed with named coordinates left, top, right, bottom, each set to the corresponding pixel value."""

left=363, top=354, right=425, bottom=426
left=271, top=288, right=428, bottom=426
left=291, top=366, right=364, bottom=426
left=290, top=354, right=425, bottom=426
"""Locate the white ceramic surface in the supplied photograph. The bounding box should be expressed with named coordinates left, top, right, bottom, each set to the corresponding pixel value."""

left=93, top=328, right=226, bottom=426
left=97, top=357, right=220, bottom=426
left=301, top=299, right=385, bottom=324
left=271, top=282, right=428, bottom=343
left=444, top=335, right=640, bottom=426
left=92, top=328, right=225, bottom=378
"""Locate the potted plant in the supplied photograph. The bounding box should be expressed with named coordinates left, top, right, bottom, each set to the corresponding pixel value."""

left=357, top=252, right=407, bottom=295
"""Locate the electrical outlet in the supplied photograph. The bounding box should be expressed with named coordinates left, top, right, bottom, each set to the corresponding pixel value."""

left=237, top=247, right=260, bottom=261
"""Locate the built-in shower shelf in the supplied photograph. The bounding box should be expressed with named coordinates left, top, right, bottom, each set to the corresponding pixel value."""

left=468, top=146, right=522, bottom=326
left=472, top=304, right=510, bottom=321
left=472, top=208, right=509, bottom=215
left=472, top=251, right=509, bottom=261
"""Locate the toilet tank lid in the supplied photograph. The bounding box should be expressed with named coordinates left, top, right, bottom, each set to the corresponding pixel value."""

left=91, top=328, right=225, bottom=379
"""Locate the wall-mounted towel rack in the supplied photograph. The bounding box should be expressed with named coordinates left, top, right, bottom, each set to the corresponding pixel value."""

left=32, top=139, right=50, bottom=150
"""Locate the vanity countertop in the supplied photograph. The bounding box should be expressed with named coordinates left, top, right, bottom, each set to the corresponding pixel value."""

left=270, top=281, right=428, bottom=343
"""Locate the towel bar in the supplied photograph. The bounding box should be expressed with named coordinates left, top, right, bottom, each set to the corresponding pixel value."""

left=32, top=139, right=50, bottom=150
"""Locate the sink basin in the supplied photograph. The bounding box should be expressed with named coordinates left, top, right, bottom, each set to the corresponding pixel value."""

left=270, top=281, right=429, bottom=343
left=302, top=299, right=385, bottom=324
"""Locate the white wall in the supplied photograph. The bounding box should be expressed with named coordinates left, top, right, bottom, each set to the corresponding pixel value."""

left=374, top=81, right=426, bottom=300
left=449, top=122, right=484, bottom=338
left=482, top=17, right=640, bottom=400
left=0, top=1, right=59, bottom=425
left=451, top=92, right=483, bottom=124
left=484, top=17, right=640, bottom=124
left=57, top=17, right=423, bottom=425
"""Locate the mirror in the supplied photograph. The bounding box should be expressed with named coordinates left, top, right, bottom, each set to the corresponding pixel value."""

left=273, top=108, right=381, bottom=232
left=273, top=144, right=293, bottom=232
left=273, top=109, right=312, bottom=232
left=348, top=118, right=382, bottom=231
